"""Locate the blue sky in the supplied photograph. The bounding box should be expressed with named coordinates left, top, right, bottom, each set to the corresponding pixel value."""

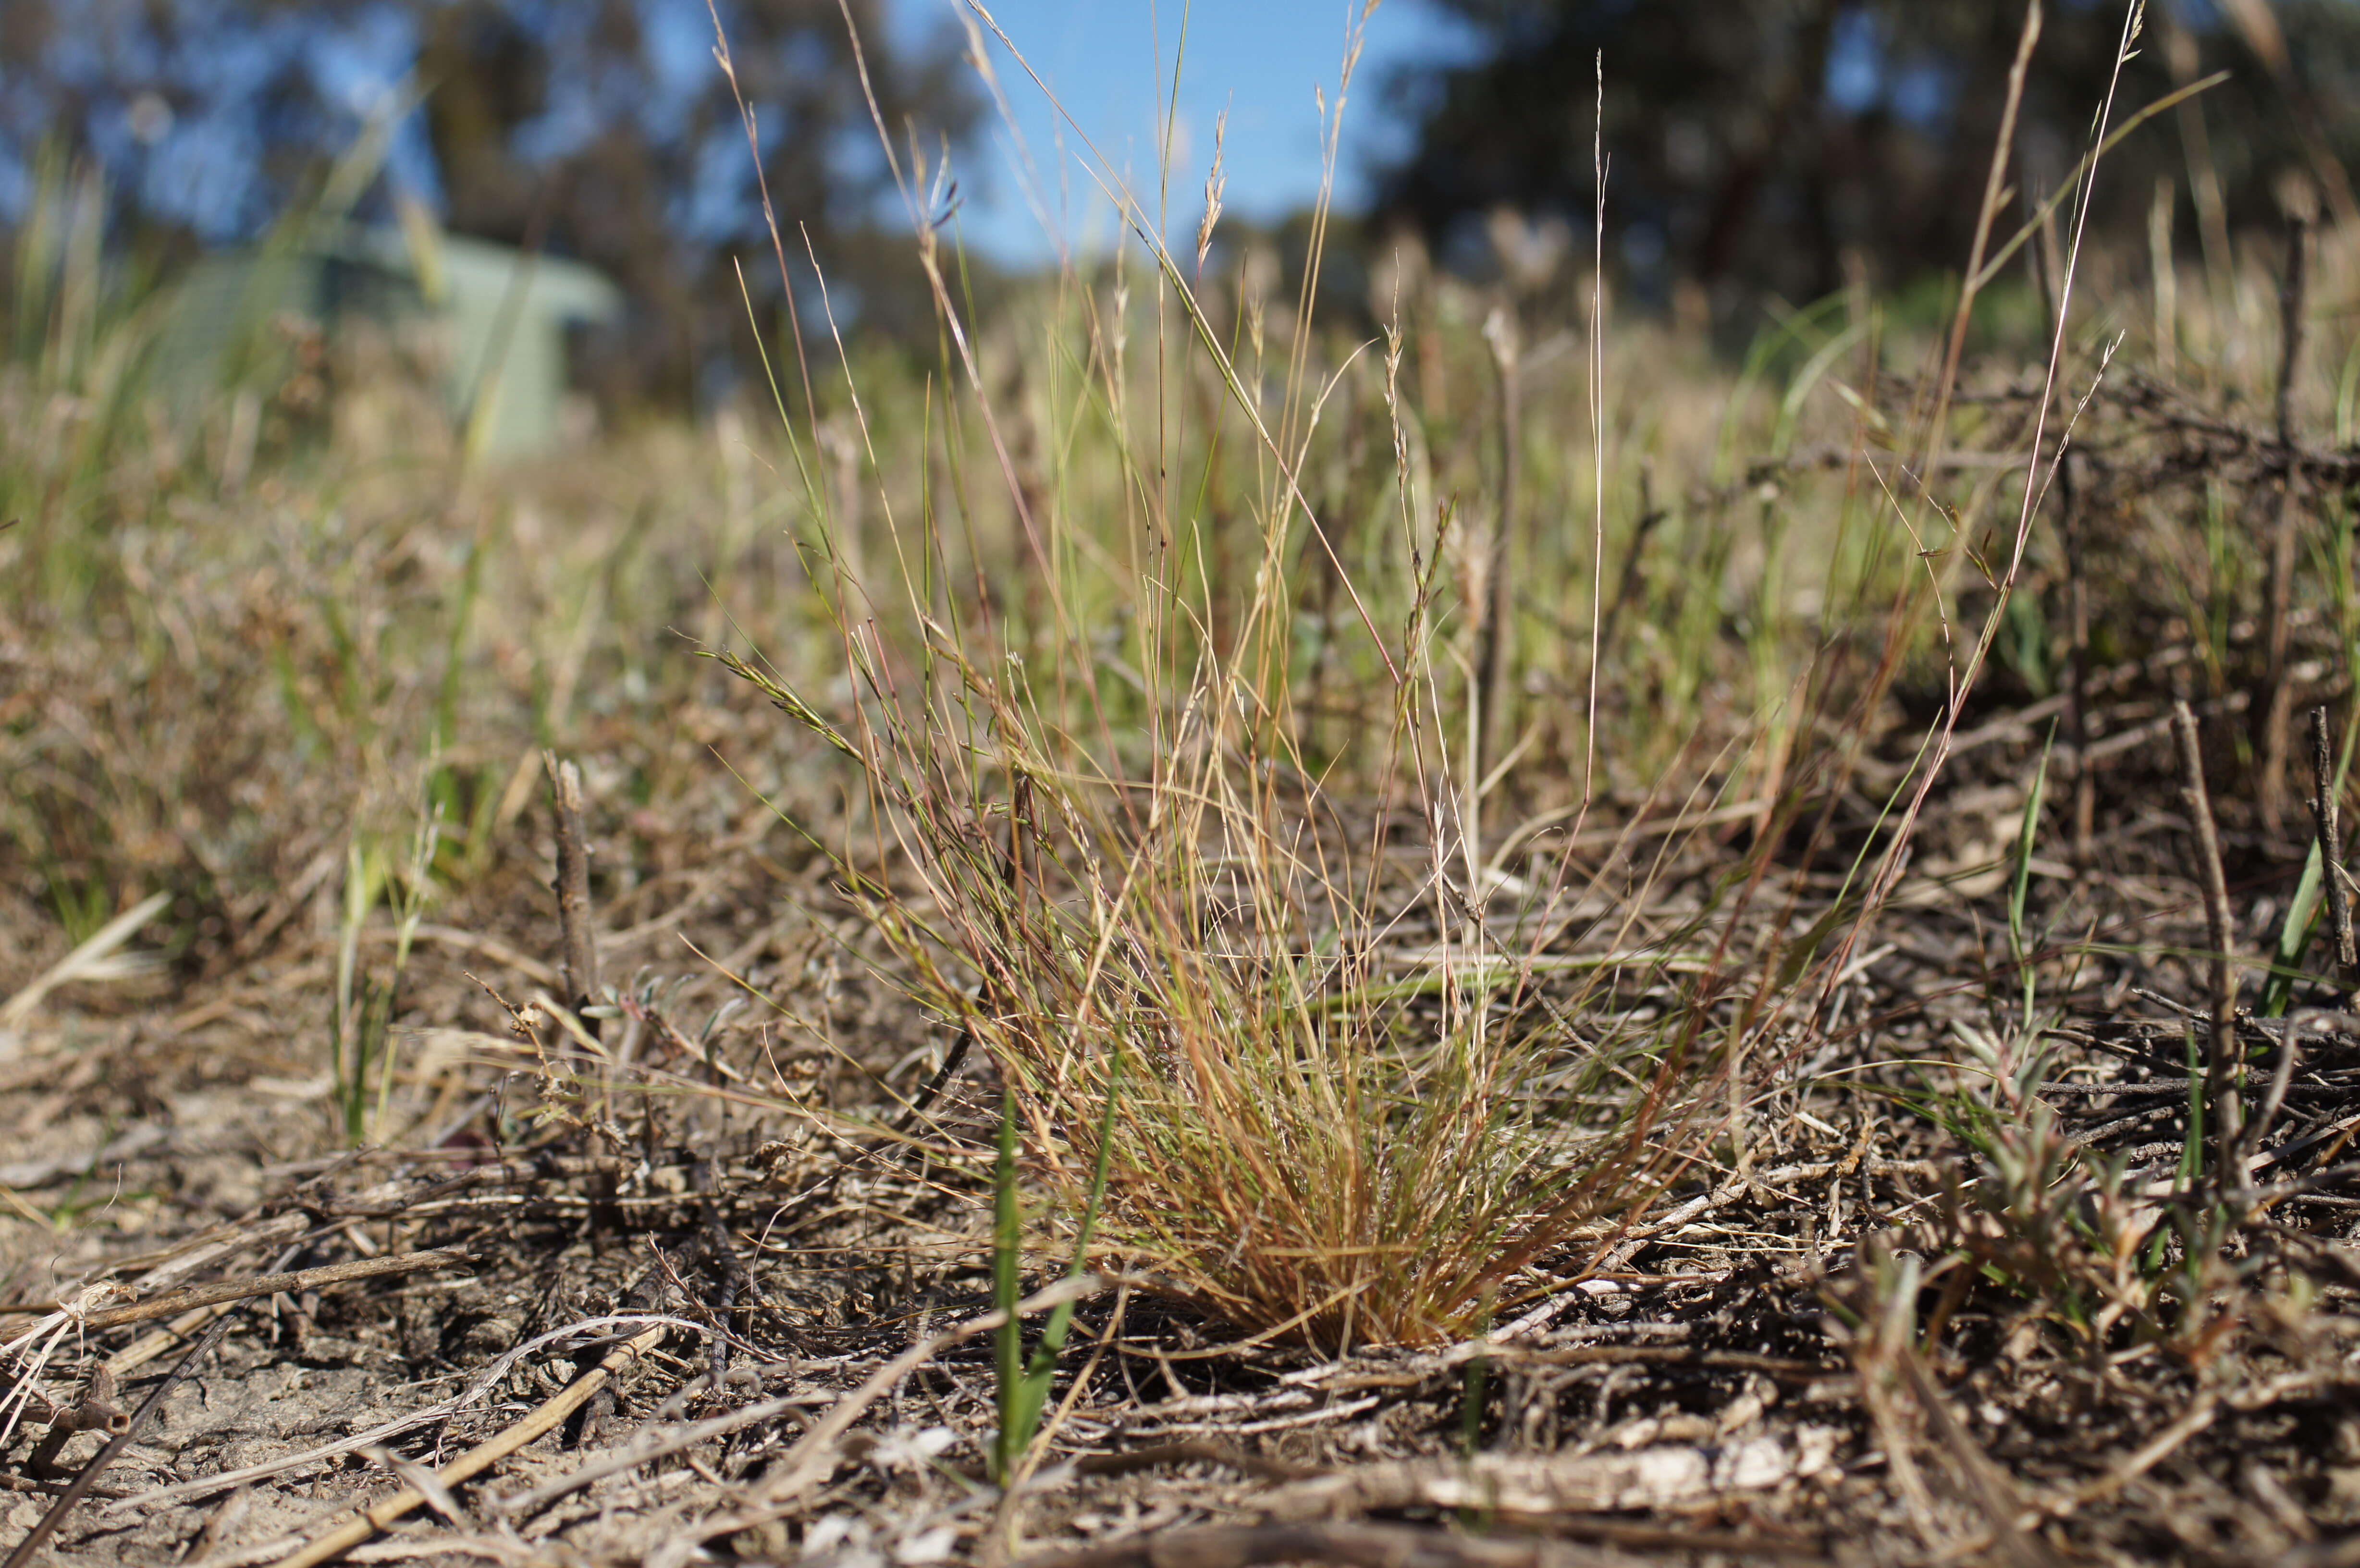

left=910, top=0, right=1484, bottom=263
left=0, top=0, right=1479, bottom=266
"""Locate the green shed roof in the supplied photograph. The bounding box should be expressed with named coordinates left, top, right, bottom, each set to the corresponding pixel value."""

left=154, top=222, right=624, bottom=459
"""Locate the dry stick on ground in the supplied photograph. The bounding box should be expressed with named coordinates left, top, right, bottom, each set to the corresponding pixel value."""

left=1, top=1311, right=239, bottom=1568
left=2258, top=212, right=2312, bottom=829
left=544, top=752, right=600, bottom=1025
left=264, top=1322, right=668, bottom=1568
left=1013, top=1522, right=1649, bottom=1568
left=2171, top=700, right=2244, bottom=1178
left=66, top=1248, right=476, bottom=1333
left=2308, top=705, right=2356, bottom=975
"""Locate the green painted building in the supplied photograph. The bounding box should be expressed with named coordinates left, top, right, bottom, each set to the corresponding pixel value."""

left=155, top=219, right=623, bottom=458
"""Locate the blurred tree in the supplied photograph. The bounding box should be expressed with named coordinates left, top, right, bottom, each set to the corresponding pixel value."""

left=0, top=0, right=983, bottom=406
left=1377, top=0, right=2360, bottom=309
left=411, top=0, right=983, bottom=404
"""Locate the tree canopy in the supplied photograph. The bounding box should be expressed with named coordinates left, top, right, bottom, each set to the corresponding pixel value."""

left=1375, top=0, right=2360, bottom=307
left=0, top=0, right=982, bottom=402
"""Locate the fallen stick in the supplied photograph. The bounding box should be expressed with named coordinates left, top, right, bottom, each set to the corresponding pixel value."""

left=68, top=1248, right=477, bottom=1332
left=266, top=1322, right=669, bottom=1568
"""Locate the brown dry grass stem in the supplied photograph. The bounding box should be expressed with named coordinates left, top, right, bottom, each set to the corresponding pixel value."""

left=545, top=752, right=601, bottom=1023
left=2258, top=212, right=2312, bottom=828
left=1476, top=301, right=1521, bottom=812
left=6, top=1248, right=474, bottom=1332
left=2171, top=699, right=2242, bottom=1180
left=2307, top=706, right=2355, bottom=974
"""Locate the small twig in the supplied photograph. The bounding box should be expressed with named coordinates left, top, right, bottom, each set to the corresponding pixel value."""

left=2259, top=213, right=2312, bottom=827
left=54, top=1249, right=476, bottom=1334
left=544, top=753, right=600, bottom=1025
left=266, top=1322, right=668, bottom=1568
left=2310, top=706, right=2356, bottom=974
left=2172, top=700, right=2244, bottom=1179
left=2, top=1311, right=238, bottom=1568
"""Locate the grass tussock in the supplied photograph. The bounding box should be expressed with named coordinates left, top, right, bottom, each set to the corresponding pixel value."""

left=697, top=11, right=1833, bottom=1348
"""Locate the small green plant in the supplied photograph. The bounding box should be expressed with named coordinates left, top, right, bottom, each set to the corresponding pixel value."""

left=1925, top=1025, right=2164, bottom=1350
left=992, top=1055, right=1117, bottom=1484
left=2261, top=708, right=2355, bottom=1017
left=2005, top=723, right=2056, bottom=1029
left=1459, top=1291, right=1495, bottom=1457
left=332, top=790, right=442, bottom=1144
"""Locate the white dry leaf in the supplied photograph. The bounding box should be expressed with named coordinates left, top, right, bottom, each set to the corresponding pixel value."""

left=802, top=1514, right=866, bottom=1557
left=892, top=1526, right=959, bottom=1565
left=865, top=1424, right=958, bottom=1474
left=0, top=891, right=171, bottom=1027
left=2, top=1281, right=137, bottom=1446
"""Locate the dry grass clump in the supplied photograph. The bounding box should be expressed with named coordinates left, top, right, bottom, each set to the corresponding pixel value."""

left=719, top=591, right=1733, bottom=1348
left=696, top=15, right=1843, bottom=1351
